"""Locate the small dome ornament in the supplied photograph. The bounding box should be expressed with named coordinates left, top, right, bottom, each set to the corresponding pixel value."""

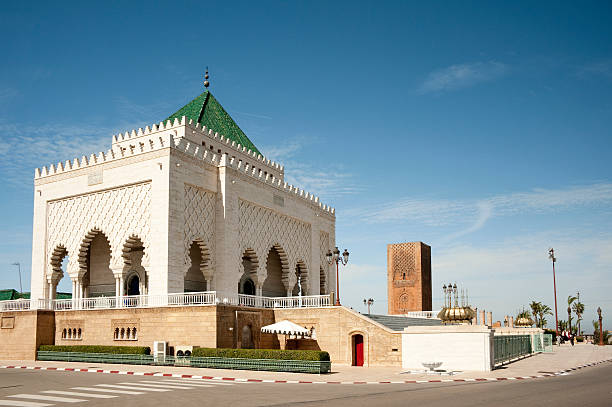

left=437, top=283, right=476, bottom=324
left=204, top=67, right=210, bottom=88
left=515, top=310, right=534, bottom=327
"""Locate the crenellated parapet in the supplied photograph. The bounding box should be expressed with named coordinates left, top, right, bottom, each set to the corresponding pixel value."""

left=34, top=116, right=334, bottom=216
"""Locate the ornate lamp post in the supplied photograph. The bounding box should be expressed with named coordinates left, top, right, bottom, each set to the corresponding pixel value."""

left=326, top=246, right=349, bottom=306
left=598, top=307, right=604, bottom=346
left=11, top=262, right=22, bottom=295
left=363, top=298, right=374, bottom=314
left=549, top=248, right=559, bottom=335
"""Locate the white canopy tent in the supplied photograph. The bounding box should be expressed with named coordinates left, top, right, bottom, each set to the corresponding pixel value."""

left=261, top=320, right=311, bottom=338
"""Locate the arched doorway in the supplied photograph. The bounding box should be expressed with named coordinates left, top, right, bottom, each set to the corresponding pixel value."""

left=239, top=248, right=259, bottom=295
left=352, top=334, right=364, bottom=366
left=240, top=278, right=255, bottom=295
left=80, top=230, right=114, bottom=298
left=185, top=241, right=208, bottom=292
left=262, top=245, right=288, bottom=297
left=127, top=274, right=140, bottom=296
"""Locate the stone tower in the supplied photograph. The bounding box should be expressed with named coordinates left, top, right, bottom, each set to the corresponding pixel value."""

left=387, top=242, right=432, bottom=314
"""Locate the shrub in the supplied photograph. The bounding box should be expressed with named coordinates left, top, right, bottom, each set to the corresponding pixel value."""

left=192, top=348, right=330, bottom=361
left=39, top=345, right=150, bottom=355
left=576, top=336, right=584, bottom=343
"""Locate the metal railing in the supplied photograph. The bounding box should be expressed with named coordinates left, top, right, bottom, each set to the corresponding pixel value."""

left=36, top=351, right=331, bottom=374
left=402, top=310, right=441, bottom=319
left=493, top=335, right=532, bottom=366
left=1, top=291, right=333, bottom=312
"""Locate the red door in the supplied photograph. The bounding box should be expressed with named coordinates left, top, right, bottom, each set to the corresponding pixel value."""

left=353, top=334, right=364, bottom=366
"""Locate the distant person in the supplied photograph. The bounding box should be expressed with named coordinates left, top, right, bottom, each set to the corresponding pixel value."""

left=570, top=333, right=575, bottom=346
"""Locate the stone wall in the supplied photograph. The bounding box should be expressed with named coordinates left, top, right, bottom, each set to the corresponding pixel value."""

left=0, top=311, right=55, bottom=360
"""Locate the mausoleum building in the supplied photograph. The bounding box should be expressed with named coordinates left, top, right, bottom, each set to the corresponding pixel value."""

left=30, top=88, right=336, bottom=304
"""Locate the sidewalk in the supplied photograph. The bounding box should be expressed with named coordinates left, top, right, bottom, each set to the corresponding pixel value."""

left=2, top=343, right=611, bottom=384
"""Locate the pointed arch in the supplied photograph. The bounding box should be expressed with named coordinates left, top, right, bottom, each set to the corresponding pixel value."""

left=239, top=248, right=259, bottom=294
left=49, top=245, right=68, bottom=277
left=122, top=235, right=147, bottom=295
left=185, top=239, right=211, bottom=292
left=262, top=244, right=290, bottom=297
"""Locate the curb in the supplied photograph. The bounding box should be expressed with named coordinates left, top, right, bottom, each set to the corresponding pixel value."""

left=1, top=358, right=611, bottom=385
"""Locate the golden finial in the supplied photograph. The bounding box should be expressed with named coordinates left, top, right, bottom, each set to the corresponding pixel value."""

left=204, top=67, right=210, bottom=88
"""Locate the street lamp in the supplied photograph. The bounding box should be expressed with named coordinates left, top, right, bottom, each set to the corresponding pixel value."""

left=11, top=262, right=22, bottom=294
left=549, top=248, right=559, bottom=335
left=363, top=298, right=374, bottom=314
left=597, top=307, right=603, bottom=346
left=326, top=246, right=349, bottom=306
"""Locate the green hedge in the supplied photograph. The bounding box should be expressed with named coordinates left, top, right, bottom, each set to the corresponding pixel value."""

left=192, top=348, right=329, bottom=361
left=39, top=345, right=150, bottom=355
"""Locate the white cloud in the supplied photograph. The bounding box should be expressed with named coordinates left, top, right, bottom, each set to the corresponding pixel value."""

left=352, top=183, right=612, bottom=226
left=418, top=61, right=507, bottom=93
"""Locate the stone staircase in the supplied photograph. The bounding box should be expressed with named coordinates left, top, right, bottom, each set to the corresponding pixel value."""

left=364, top=314, right=441, bottom=331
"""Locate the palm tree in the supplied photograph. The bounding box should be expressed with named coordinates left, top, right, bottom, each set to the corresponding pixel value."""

left=572, top=300, right=585, bottom=336
left=567, top=295, right=577, bottom=334
left=530, top=301, right=542, bottom=328
left=529, top=301, right=553, bottom=329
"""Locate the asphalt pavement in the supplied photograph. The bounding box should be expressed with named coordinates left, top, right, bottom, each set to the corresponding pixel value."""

left=0, top=361, right=610, bottom=406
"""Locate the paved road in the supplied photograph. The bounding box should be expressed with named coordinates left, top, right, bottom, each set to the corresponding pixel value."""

left=1, top=363, right=610, bottom=406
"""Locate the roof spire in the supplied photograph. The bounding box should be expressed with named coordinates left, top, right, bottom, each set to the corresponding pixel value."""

left=204, top=67, right=210, bottom=89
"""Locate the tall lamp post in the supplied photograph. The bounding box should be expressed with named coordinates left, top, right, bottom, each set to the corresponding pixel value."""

left=363, top=298, right=374, bottom=314
left=326, top=246, right=349, bottom=306
left=11, top=262, right=22, bottom=295
left=548, top=248, right=559, bottom=335
left=597, top=307, right=604, bottom=346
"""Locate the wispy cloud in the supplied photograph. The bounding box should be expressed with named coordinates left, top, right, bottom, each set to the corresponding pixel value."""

left=262, top=137, right=361, bottom=199
left=418, top=61, right=507, bottom=93
left=347, top=183, right=612, bottom=239
left=577, top=59, right=612, bottom=79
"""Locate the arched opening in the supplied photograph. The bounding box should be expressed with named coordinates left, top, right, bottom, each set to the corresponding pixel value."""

left=49, top=245, right=71, bottom=298
left=262, top=245, right=288, bottom=297
left=320, top=266, right=326, bottom=294
left=292, top=261, right=308, bottom=296
left=352, top=334, right=364, bottom=366
left=241, top=324, right=254, bottom=349
left=185, top=240, right=210, bottom=292
left=80, top=230, right=114, bottom=297
left=127, top=274, right=140, bottom=296
left=239, top=276, right=256, bottom=295
left=239, top=248, right=258, bottom=295
left=122, top=235, right=147, bottom=295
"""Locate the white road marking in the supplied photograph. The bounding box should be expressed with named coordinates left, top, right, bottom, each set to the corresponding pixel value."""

left=72, top=386, right=144, bottom=395
left=42, top=391, right=117, bottom=399
left=171, top=379, right=235, bottom=385
left=8, top=394, right=86, bottom=403
left=119, top=382, right=195, bottom=389
left=95, top=384, right=170, bottom=392
left=0, top=401, right=53, bottom=407
left=159, top=380, right=215, bottom=387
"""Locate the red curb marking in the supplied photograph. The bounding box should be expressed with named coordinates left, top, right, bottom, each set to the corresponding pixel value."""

left=274, top=380, right=287, bottom=383
left=127, top=372, right=134, bottom=375
left=47, top=367, right=57, bottom=370
left=144, top=373, right=155, bottom=376
left=299, top=381, right=312, bottom=383
left=6, top=366, right=15, bottom=368
left=453, top=379, right=465, bottom=382
left=64, top=368, right=74, bottom=371
left=247, top=379, right=263, bottom=382
left=110, top=370, right=119, bottom=373
left=496, top=378, right=507, bottom=380
left=21, top=366, right=27, bottom=368
left=475, top=378, right=487, bottom=381
left=202, top=376, right=213, bottom=379
left=428, top=380, right=441, bottom=383
left=78, top=369, right=88, bottom=372
left=404, top=380, right=417, bottom=383
left=182, top=374, right=192, bottom=378
left=162, top=373, right=172, bottom=377
left=379, top=381, right=391, bottom=384
left=34, top=367, right=42, bottom=370
left=96, top=370, right=104, bottom=373
left=222, top=377, right=235, bottom=381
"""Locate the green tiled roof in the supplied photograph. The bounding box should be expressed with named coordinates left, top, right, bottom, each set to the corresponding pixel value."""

left=0, top=290, right=71, bottom=300
left=166, top=91, right=261, bottom=155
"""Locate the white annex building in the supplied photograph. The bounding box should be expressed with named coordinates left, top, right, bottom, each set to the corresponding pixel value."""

left=30, top=82, right=336, bottom=304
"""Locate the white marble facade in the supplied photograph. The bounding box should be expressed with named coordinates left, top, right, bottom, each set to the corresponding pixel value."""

left=30, top=117, right=336, bottom=303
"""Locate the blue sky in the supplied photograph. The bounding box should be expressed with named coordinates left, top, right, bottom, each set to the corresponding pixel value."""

left=1, top=1, right=611, bottom=329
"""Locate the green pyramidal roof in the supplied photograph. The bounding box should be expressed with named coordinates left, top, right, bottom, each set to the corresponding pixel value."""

left=166, top=90, right=261, bottom=155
